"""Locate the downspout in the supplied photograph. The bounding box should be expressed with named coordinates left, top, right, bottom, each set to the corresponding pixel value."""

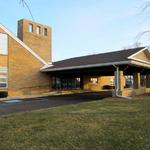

left=113, top=65, right=131, bottom=99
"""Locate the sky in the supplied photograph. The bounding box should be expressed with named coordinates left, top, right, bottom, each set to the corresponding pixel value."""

left=0, top=0, right=150, bottom=61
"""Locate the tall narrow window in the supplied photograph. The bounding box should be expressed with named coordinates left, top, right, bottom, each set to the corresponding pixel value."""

left=29, top=24, right=33, bottom=32
left=0, top=75, right=7, bottom=88
left=0, top=33, right=8, bottom=55
left=0, top=67, right=7, bottom=88
left=36, top=26, right=41, bottom=34
left=44, top=28, right=48, bottom=36
left=0, top=67, right=7, bottom=74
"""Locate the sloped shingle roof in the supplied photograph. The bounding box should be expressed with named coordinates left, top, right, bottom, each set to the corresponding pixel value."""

left=51, top=47, right=144, bottom=68
left=42, top=47, right=146, bottom=71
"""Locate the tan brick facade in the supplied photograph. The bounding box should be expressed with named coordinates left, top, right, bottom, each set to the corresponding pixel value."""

left=0, top=54, right=7, bottom=67
left=8, top=36, right=51, bottom=96
left=0, top=19, right=52, bottom=96
left=1, top=19, right=150, bottom=98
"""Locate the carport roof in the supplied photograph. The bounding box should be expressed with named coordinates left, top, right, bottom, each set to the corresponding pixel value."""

left=41, top=47, right=150, bottom=72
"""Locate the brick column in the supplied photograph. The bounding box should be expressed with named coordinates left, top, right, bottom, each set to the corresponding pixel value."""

left=114, top=70, right=125, bottom=95
left=83, top=75, right=89, bottom=90
left=120, top=71, right=125, bottom=92
left=133, top=73, right=140, bottom=89
left=146, top=74, right=150, bottom=88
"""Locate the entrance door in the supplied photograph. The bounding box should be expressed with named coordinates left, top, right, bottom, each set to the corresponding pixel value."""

left=52, top=77, right=81, bottom=90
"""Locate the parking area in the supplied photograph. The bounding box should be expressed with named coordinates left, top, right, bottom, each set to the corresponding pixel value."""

left=0, top=91, right=112, bottom=115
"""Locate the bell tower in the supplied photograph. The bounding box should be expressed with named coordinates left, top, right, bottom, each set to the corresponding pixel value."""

left=17, top=19, right=52, bottom=63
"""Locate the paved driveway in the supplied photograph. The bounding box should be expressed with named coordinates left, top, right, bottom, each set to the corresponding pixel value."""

left=0, top=91, right=111, bottom=116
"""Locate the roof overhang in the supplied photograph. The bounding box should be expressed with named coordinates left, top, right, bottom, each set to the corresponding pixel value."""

left=41, top=47, right=150, bottom=73
left=130, top=60, right=150, bottom=69
left=41, top=60, right=149, bottom=72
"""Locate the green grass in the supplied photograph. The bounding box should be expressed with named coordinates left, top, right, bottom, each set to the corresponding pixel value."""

left=0, top=97, right=150, bottom=150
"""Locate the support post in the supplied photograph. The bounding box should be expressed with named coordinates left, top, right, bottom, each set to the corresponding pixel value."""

left=133, top=73, right=140, bottom=89
left=114, top=69, right=124, bottom=96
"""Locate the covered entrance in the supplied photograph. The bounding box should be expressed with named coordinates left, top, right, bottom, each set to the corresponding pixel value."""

left=41, top=47, right=150, bottom=97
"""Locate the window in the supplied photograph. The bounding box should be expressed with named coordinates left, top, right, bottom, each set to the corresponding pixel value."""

left=0, top=75, right=7, bottom=88
left=90, top=77, right=98, bottom=84
left=141, top=75, right=146, bottom=87
left=0, top=67, right=7, bottom=73
left=0, top=33, right=8, bottom=55
left=0, top=77, right=7, bottom=83
left=36, top=26, right=41, bottom=34
left=0, top=67, right=8, bottom=88
left=125, top=76, right=133, bottom=88
left=52, top=77, right=61, bottom=89
left=44, top=28, right=48, bottom=36
left=29, top=24, right=33, bottom=33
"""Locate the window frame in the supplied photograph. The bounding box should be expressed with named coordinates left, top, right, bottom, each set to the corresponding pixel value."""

left=28, top=24, right=33, bottom=33
left=44, top=28, right=48, bottom=36
left=0, top=75, right=7, bottom=88
left=36, top=26, right=41, bottom=34
left=0, top=33, right=8, bottom=55
left=0, top=67, right=7, bottom=74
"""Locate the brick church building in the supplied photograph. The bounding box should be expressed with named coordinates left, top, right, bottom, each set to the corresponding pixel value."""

left=0, top=19, right=150, bottom=97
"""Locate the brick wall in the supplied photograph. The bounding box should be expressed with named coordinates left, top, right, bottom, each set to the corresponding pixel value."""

left=0, top=20, right=53, bottom=96
left=8, top=35, right=51, bottom=96
left=0, top=54, right=7, bottom=67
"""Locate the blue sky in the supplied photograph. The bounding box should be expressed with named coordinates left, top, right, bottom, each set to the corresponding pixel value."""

left=0, top=0, right=150, bottom=61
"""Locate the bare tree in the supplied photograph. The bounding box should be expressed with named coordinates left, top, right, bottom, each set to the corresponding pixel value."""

left=19, top=0, right=35, bottom=21
left=136, top=1, right=150, bottom=42
left=122, top=42, right=142, bottom=50
left=142, top=1, right=150, bottom=13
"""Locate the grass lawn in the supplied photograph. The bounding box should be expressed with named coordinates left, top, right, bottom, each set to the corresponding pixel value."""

left=0, top=97, right=150, bottom=150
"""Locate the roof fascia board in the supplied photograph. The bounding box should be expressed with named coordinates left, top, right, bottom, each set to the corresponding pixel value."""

left=41, top=60, right=131, bottom=72
left=130, top=60, right=150, bottom=69
left=130, top=57, right=150, bottom=65
left=0, top=24, right=48, bottom=65
left=40, top=63, right=54, bottom=70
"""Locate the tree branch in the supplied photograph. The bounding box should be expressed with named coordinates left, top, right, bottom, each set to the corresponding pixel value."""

left=142, top=1, right=150, bottom=13
left=20, top=0, right=35, bottom=21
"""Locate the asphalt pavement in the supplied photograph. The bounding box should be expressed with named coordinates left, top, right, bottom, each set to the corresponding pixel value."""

left=0, top=91, right=111, bottom=116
